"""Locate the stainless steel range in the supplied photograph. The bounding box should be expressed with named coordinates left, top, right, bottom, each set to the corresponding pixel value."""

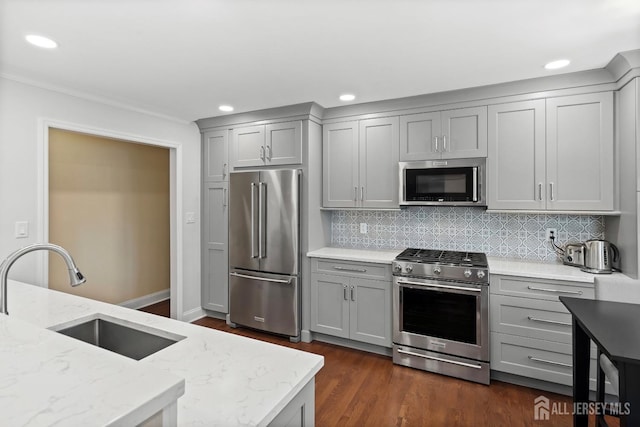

left=392, top=248, right=490, bottom=385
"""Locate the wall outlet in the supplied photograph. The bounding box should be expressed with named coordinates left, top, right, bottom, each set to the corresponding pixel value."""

left=545, top=228, right=558, bottom=241
left=359, top=223, right=368, bottom=234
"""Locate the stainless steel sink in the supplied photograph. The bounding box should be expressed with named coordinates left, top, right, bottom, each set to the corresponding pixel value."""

left=54, top=316, right=185, bottom=360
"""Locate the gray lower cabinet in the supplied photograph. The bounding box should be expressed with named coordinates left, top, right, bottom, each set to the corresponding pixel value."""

left=487, top=93, right=614, bottom=212
left=490, top=274, right=614, bottom=393
left=323, top=117, right=399, bottom=209
left=399, top=106, right=487, bottom=160
left=310, top=259, right=392, bottom=347
left=231, top=121, right=302, bottom=168
left=202, top=182, right=229, bottom=313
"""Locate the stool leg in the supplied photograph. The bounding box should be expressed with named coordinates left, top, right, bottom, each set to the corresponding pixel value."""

left=596, top=349, right=609, bottom=427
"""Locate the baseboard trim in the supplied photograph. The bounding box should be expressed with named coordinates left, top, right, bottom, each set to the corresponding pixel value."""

left=182, top=307, right=207, bottom=323
left=311, top=332, right=392, bottom=357
left=119, top=289, right=170, bottom=310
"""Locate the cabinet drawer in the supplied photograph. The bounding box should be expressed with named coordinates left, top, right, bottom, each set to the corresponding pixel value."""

left=491, top=333, right=613, bottom=393
left=312, top=259, right=391, bottom=280
left=491, top=295, right=572, bottom=344
left=490, top=275, right=594, bottom=301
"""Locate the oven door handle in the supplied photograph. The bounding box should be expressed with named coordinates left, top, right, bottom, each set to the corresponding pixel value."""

left=397, top=348, right=483, bottom=370
left=396, top=280, right=482, bottom=293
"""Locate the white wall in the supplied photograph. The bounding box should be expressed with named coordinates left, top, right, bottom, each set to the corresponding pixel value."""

left=0, top=77, right=202, bottom=318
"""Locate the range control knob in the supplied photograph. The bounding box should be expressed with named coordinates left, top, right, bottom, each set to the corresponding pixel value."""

left=463, top=269, right=472, bottom=278
left=477, top=270, right=486, bottom=279
left=393, top=264, right=402, bottom=273
left=404, top=265, right=413, bottom=274
left=433, top=266, right=442, bottom=275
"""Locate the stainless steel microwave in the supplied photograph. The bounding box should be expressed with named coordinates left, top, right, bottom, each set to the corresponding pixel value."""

left=399, top=158, right=486, bottom=206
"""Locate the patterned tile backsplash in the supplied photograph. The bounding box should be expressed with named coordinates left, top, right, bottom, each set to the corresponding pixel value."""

left=331, top=207, right=605, bottom=262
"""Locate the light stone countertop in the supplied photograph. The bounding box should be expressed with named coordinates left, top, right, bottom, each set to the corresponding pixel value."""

left=307, top=247, right=403, bottom=264
left=5, top=280, right=324, bottom=427
left=307, top=247, right=602, bottom=283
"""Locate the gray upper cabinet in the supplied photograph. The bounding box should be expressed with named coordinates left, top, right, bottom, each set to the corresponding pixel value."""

left=323, top=117, right=399, bottom=209
left=202, top=182, right=229, bottom=313
left=487, top=100, right=546, bottom=210
left=487, top=93, right=614, bottom=212
left=203, top=129, right=229, bottom=182
left=323, top=121, right=359, bottom=207
left=546, top=92, right=614, bottom=211
left=231, top=121, right=302, bottom=168
left=399, top=106, right=487, bottom=160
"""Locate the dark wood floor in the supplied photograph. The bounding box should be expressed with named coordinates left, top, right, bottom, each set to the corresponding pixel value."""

left=140, top=300, right=617, bottom=426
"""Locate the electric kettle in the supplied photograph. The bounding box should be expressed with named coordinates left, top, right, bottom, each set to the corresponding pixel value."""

left=581, top=239, right=619, bottom=274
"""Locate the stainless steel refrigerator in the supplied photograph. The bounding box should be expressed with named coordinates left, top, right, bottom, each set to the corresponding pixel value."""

left=228, top=169, right=300, bottom=338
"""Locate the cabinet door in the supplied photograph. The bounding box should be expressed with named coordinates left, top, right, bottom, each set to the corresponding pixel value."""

left=441, top=106, right=488, bottom=159
left=323, top=121, right=359, bottom=207
left=349, top=278, right=392, bottom=347
left=546, top=92, right=614, bottom=211
left=265, top=121, right=302, bottom=166
left=202, top=182, right=229, bottom=313
left=487, top=100, right=546, bottom=210
left=232, top=125, right=265, bottom=168
left=203, top=129, right=229, bottom=182
left=359, top=117, right=400, bottom=209
left=310, top=273, right=350, bottom=338
left=399, top=112, right=441, bottom=160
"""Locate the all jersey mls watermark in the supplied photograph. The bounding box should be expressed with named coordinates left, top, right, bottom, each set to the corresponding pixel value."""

left=534, top=395, right=631, bottom=421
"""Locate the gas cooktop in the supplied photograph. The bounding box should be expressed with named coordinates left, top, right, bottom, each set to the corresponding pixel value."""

left=395, top=248, right=488, bottom=268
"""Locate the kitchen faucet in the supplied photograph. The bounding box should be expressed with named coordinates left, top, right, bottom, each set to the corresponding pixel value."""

left=0, top=243, right=86, bottom=315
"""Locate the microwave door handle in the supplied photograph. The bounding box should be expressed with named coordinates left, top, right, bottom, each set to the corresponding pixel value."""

left=472, top=167, right=478, bottom=202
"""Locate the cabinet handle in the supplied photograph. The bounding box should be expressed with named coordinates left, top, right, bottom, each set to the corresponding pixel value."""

left=360, top=186, right=364, bottom=202
left=259, top=146, right=265, bottom=160
left=549, top=182, right=554, bottom=201
left=333, top=266, right=367, bottom=273
left=354, top=187, right=358, bottom=202
left=434, top=136, right=439, bottom=152
left=528, top=355, right=572, bottom=368
left=538, top=183, right=543, bottom=201
left=222, top=163, right=227, bottom=177
left=223, top=188, right=227, bottom=207
left=442, top=135, right=447, bottom=152
left=343, top=285, right=348, bottom=301
left=350, top=285, right=355, bottom=301
left=266, top=145, right=272, bottom=160
left=527, top=316, right=571, bottom=327
left=527, top=285, right=583, bottom=295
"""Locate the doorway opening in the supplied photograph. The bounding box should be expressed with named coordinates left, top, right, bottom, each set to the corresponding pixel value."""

left=38, top=120, right=183, bottom=319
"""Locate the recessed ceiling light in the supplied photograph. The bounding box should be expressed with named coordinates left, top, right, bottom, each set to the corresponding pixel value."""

left=339, top=94, right=356, bottom=102
left=219, top=105, right=234, bottom=112
left=544, top=59, right=570, bottom=70
left=25, top=34, right=58, bottom=49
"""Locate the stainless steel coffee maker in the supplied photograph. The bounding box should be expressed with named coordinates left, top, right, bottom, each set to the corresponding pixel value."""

left=581, top=239, right=619, bottom=274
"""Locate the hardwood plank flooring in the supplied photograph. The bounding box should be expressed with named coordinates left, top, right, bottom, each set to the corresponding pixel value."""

left=140, top=301, right=617, bottom=426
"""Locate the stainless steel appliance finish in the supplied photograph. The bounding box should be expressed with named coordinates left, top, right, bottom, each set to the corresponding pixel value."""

left=229, top=169, right=301, bottom=338
left=563, top=243, right=586, bottom=267
left=582, top=239, right=619, bottom=274
left=392, top=248, right=490, bottom=385
left=399, top=158, right=486, bottom=207
left=55, top=317, right=185, bottom=361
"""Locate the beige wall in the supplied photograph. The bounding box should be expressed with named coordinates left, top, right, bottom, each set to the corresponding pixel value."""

left=48, top=128, right=170, bottom=304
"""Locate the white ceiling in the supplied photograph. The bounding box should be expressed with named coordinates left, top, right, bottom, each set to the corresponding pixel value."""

left=1, top=0, right=639, bottom=123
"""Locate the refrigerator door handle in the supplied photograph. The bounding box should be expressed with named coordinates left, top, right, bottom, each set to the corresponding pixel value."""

left=258, top=182, right=266, bottom=259
left=250, top=182, right=258, bottom=258
left=230, top=272, right=292, bottom=284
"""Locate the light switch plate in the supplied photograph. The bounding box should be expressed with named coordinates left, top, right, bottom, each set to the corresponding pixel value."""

left=185, top=212, right=196, bottom=224
left=15, top=221, right=29, bottom=238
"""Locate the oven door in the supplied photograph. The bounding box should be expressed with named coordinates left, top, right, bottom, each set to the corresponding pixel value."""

left=393, top=277, right=489, bottom=361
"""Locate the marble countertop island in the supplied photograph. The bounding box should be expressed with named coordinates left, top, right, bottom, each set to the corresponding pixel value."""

left=3, top=280, right=324, bottom=426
